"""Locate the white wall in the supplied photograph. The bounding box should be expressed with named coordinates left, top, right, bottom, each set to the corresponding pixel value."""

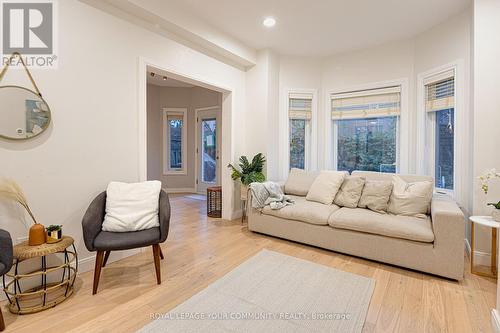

left=473, top=0, right=500, bottom=315
left=0, top=0, right=246, bottom=270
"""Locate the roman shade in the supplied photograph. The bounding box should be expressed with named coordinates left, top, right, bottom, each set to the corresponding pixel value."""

left=289, top=92, right=312, bottom=120
left=331, top=86, right=401, bottom=120
left=425, top=70, right=455, bottom=113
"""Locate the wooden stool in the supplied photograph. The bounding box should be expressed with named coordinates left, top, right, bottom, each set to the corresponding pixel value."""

left=207, top=186, right=222, bottom=218
left=3, top=236, right=77, bottom=314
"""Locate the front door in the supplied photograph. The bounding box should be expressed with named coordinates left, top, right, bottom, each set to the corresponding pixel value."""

left=196, top=108, right=221, bottom=194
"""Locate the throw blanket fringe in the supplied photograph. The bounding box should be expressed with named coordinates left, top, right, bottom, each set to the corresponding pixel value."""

left=249, top=182, right=294, bottom=210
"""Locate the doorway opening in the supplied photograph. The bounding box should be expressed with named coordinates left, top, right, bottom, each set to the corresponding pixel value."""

left=145, top=66, right=223, bottom=197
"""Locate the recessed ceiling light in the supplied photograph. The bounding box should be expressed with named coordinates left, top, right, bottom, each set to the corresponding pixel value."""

left=163, top=76, right=168, bottom=81
left=263, top=17, right=276, bottom=28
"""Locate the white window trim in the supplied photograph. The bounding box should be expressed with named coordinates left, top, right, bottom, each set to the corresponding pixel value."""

left=163, top=107, right=188, bottom=175
left=280, top=88, right=318, bottom=179
left=416, top=61, right=466, bottom=201
left=326, top=79, right=409, bottom=173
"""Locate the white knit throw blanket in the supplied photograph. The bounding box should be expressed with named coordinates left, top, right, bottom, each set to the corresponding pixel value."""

left=249, top=181, right=294, bottom=210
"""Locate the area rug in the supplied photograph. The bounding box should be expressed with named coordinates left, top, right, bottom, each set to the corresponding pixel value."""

left=139, top=249, right=374, bottom=333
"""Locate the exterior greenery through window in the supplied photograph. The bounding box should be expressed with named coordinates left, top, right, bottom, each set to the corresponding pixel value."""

left=332, top=86, right=401, bottom=174
left=288, top=93, right=312, bottom=170
left=425, top=74, right=455, bottom=190
left=169, top=118, right=183, bottom=169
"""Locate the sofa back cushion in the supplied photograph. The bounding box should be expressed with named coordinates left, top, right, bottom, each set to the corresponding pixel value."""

left=284, top=168, right=319, bottom=196
left=352, top=170, right=433, bottom=185
left=358, top=180, right=393, bottom=213
left=388, top=175, right=433, bottom=218
left=306, top=171, right=346, bottom=205
left=334, top=176, right=365, bottom=208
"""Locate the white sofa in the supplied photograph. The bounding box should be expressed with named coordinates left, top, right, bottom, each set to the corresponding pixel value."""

left=248, top=171, right=465, bottom=280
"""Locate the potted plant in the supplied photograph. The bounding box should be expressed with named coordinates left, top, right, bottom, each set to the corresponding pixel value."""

left=46, top=225, right=63, bottom=244
left=227, top=153, right=266, bottom=201
left=479, top=168, right=500, bottom=222
left=0, top=177, right=46, bottom=245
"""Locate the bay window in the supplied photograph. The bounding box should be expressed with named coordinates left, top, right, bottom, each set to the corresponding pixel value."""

left=332, top=87, right=401, bottom=173
left=288, top=93, right=312, bottom=170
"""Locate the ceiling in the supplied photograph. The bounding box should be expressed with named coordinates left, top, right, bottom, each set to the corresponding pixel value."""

left=164, top=0, right=471, bottom=57
left=147, top=71, right=195, bottom=87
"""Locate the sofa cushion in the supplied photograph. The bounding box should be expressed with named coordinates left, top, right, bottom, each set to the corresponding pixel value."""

left=358, top=180, right=393, bottom=213
left=306, top=170, right=346, bottom=204
left=328, top=207, right=434, bottom=243
left=262, top=195, right=340, bottom=226
left=284, top=168, right=319, bottom=196
left=334, top=176, right=365, bottom=208
left=388, top=175, right=433, bottom=218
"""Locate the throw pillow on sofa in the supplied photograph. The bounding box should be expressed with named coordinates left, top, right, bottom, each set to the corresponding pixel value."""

left=334, top=176, right=365, bottom=208
left=358, top=180, right=393, bottom=213
left=388, top=175, right=433, bottom=218
left=284, top=168, right=319, bottom=196
left=102, top=180, right=162, bottom=232
left=306, top=170, right=346, bottom=205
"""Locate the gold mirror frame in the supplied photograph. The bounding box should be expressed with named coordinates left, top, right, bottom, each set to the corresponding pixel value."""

left=0, top=52, right=51, bottom=141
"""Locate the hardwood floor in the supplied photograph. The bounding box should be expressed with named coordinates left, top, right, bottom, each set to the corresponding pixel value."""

left=1, top=194, right=496, bottom=332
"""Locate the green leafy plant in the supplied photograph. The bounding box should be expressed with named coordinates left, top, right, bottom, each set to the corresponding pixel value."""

left=46, top=225, right=62, bottom=232
left=487, top=201, right=500, bottom=210
left=227, top=153, right=266, bottom=186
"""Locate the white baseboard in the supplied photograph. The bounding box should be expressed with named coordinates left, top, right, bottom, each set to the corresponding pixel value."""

left=231, top=209, right=243, bottom=220
left=465, top=238, right=492, bottom=266
left=163, top=187, right=196, bottom=194
left=492, top=309, right=500, bottom=333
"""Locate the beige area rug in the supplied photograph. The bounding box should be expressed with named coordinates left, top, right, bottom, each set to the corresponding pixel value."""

left=139, top=250, right=374, bottom=333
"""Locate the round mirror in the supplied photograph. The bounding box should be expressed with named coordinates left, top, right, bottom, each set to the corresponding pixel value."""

left=0, top=85, right=51, bottom=140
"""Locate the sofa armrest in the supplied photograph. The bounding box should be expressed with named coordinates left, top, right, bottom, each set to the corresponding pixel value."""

left=82, top=191, right=107, bottom=252
left=0, top=229, right=13, bottom=275
left=431, top=195, right=465, bottom=249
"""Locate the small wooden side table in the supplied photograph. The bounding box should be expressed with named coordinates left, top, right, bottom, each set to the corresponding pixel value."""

left=470, top=216, right=500, bottom=278
left=2, top=236, right=78, bottom=314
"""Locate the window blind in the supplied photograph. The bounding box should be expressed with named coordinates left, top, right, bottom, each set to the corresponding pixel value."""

left=425, top=72, right=454, bottom=112
left=331, top=86, right=401, bottom=120
left=289, top=92, right=312, bottom=120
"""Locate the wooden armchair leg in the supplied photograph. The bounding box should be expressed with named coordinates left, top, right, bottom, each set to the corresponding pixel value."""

left=102, top=251, right=111, bottom=267
left=93, top=251, right=105, bottom=295
left=0, top=306, right=5, bottom=332
left=159, top=248, right=164, bottom=260
left=152, top=244, right=161, bottom=285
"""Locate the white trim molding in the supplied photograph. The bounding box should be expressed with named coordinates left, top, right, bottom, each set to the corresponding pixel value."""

left=416, top=60, right=469, bottom=209
left=163, top=108, right=188, bottom=175
left=492, top=309, right=500, bottom=333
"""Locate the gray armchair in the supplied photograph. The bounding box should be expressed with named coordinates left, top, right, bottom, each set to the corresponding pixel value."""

left=82, top=190, right=170, bottom=295
left=0, top=229, right=13, bottom=331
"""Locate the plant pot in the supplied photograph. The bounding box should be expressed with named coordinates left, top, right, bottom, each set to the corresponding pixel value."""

left=46, top=229, right=63, bottom=244
left=28, top=224, right=46, bottom=246
left=493, top=209, right=500, bottom=222
left=240, top=184, right=249, bottom=201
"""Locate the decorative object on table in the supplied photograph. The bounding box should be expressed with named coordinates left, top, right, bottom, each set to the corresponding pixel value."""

left=479, top=168, right=500, bottom=222
left=469, top=216, right=500, bottom=278
left=0, top=52, right=51, bottom=140
left=0, top=229, right=13, bottom=331
left=227, top=153, right=266, bottom=222
left=3, top=236, right=77, bottom=315
left=82, top=188, right=170, bottom=295
left=0, top=177, right=46, bottom=246
left=207, top=186, right=222, bottom=218
left=46, top=225, right=63, bottom=244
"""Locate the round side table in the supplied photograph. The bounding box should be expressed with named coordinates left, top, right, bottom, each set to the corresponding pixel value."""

left=2, top=236, right=78, bottom=314
left=470, top=216, right=500, bottom=278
